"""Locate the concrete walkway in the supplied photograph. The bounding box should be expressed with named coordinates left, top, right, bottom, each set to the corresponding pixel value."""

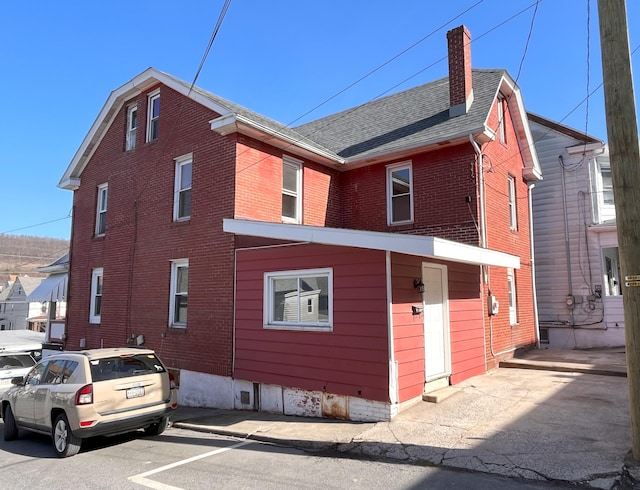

left=171, top=348, right=633, bottom=489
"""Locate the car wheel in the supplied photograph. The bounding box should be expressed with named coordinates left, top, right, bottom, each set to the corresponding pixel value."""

left=144, top=416, right=169, bottom=436
left=52, top=413, right=81, bottom=457
left=3, top=405, right=19, bottom=441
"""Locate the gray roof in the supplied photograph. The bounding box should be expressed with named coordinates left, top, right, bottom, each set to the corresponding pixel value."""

left=294, top=69, right=505, bottom=160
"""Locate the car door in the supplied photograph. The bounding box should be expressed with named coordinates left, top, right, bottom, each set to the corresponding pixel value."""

left=12, top=360, right=49, bottom=428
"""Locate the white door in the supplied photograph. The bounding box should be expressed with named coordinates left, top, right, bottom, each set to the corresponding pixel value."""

left=422, top=263, right=450, bottom=381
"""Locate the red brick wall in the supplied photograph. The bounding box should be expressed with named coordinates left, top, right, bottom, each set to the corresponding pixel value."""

left=234, top=137, right=342, bottom=227
left=66, top=84, right=237, bottom=376
left=481, top=96, right=537, bottom=369
left=340, top=146, right=481, bottom=245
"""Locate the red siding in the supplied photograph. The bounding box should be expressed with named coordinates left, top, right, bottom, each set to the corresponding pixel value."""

left=233, top=243, right=390, bottom=402
left=391, top=254, right=484, bottom=402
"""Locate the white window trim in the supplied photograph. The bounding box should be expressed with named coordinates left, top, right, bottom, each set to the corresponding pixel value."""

left=264, top=267, right=333, bottom=331
left=169, top=259, right=189, bottom=328
left=507, top=175, right=517, bottom=230
left=386, top=161, right=414, bottom=225
left=126, top=104, right=137, bottom=150
left=146, top=90, right=160, bottom=142
left=497, top=95, right=506, bottom=143
left=95, top=183, right=108, bottom=237
left=174, top=154, right=193, bottom=221
left=89, top=268, right=103, bottom=324
left=282, top=156, right=302, bottom=224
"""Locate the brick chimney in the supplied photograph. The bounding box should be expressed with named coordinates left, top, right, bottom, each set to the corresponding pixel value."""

left=447, top=25, right=474, bottom=117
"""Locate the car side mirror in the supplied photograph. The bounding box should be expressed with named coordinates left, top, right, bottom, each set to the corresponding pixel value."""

left=11, top=376, right=25, bottom=386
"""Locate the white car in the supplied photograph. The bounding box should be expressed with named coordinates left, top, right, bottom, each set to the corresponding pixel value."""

left=0, top=351, right=37, bottom=397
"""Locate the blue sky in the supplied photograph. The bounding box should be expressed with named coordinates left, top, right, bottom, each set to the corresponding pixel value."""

left=2, top=0, right=639, bottom=240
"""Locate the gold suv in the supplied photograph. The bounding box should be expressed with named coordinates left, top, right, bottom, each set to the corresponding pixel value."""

left=1, top=347, right=178, bottom=457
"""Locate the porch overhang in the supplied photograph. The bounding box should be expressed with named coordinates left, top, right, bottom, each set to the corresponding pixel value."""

left=25, top=273, right=68, bottom=303
left=223, top=219, right=520, bottom=269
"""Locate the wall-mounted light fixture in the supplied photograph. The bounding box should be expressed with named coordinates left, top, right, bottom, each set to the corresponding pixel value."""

left=412, top=305, right=424, bottom=315
left=413, top=279, right=425, bottom=293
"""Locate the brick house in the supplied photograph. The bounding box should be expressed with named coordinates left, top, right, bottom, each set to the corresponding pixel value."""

left=59, top=26, right=541, bottom=421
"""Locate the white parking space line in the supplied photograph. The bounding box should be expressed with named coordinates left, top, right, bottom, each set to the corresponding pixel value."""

left=129, top=440, right=251, bottom=489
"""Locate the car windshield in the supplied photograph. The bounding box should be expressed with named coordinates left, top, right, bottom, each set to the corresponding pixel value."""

left=0, top=354, right=36, bottom=371
left=90, top=354, right=166, bottom=382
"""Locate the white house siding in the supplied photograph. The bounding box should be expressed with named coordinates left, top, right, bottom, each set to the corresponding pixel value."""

left=530, top=117, right=623, bottom=349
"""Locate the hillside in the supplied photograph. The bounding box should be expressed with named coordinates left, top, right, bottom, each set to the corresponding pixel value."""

left=0, top=234, right=69, bottom=282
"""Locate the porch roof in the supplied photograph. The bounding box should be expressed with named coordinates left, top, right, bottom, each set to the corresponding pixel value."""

left=25, top=273, right=68, bottom=303
left=223, top=219, right=520, bottom=269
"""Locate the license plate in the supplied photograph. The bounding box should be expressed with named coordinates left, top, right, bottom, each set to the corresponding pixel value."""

left=126, top=386, right=145, bottom=399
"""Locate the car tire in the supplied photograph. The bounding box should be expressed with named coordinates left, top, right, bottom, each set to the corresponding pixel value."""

left=144, top=416, right=169, bottom=436
left=3, top=405, right=19, bottom=441
left=52, top=413, right=81, bottom=457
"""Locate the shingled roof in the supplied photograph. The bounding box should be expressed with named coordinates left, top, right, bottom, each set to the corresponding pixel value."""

left=294, top=69, right=506, bottom=161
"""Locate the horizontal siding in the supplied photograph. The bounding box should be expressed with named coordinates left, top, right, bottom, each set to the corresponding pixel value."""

left=391, top=254, right=485, bottom=400
left=234, top=243, right=390, bottom=402
left=530, top=120, right=617, bottom=341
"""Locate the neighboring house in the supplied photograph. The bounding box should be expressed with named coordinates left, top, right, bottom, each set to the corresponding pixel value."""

left=0, top=276, right=43, bottom=330
left=25, top=253, right=69, bottom=352
left=58, top=25, right=541, bottom=421
left=529, top=113, right=621, bottom=349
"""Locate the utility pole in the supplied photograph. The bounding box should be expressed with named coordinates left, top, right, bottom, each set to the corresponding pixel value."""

left=598, top=0, right=640, bottom=459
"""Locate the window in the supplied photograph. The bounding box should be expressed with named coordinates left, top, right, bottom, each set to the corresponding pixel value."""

left=601, top=166, right=614, bottom=205
left=282, top=157, right=302, bottom=223
left=507, top=269, right=517, bottom=325
left=174, top=155, right=192, bottom=221
left=264, top=268, right=332, bottom=331
left=146, top=91, right=160, bottom=142
left=603, top=247, right=621, bottom=296
left=95, top=184, right=108, bottom=236
left=497, top=95, right=506, bottom=143
left=90, top=268, right=103, bottom=324
left=126, top=105, right=137, bottom=150
left=507, top=175, right=517, bottom=230
left=169, top=259, right=188, bottom=327
left=387, top=162, right=413, bottom=225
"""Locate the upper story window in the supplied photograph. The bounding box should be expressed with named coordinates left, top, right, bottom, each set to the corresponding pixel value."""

left=126, top=105, right=137, bottom=150
left=95, top=183, right=108, bottom=237
left=603, top=247, right=621, bottom=296
left=169, top=259, right=189, bottom=328
left=264, top=268, right=332, bottom=331
left=497, top=95, right=506, bottom=143
left=601, top=166, right=614, bottom=205
left=387, top=162, right=413, bottom=225
left=282, top=156, right=302, bottom=223
left=90, top=268, right=103, bottom=324
left=174, top=155, right=192, bottom=221
left=507, top=175, right=517, bottom=230
left=146, top=91, right=160, bottom=142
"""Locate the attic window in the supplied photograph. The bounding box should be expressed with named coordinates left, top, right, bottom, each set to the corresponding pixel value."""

left=497, top=95, right=507, bottom=143
left=126, top=105, right=137, bottom=150
left=146, top=91, right=160, bottom=142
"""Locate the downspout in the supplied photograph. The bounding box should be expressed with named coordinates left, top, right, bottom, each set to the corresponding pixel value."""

left=386, top=251, right=398, bottom=406
left=469, top=135, right=487, bottom=249
left=529, top=183, right=541, bottom=348
left=470, top=134, right=515, bottom=358
left=559, top=155, right=575, bottom=325
left=469, top=135, right=490, bottom=362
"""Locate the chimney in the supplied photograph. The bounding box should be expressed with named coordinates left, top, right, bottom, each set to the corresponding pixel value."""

left=447, top=25, right=474, bottom=117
